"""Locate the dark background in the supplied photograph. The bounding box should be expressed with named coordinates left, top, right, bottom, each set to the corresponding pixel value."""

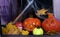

left=17, top=0, right=53, bottom=21
left=17, top=0, right=52, bottom=10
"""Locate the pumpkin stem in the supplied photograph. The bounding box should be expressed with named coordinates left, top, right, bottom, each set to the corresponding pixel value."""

left=48, top=13, right=54, bottom=18
left=29, top=14, right=33, bottom=18
left=29, top=11, right=33, bottom=18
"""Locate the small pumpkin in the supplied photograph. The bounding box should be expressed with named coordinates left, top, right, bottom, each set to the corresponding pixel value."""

left=21, top=30, right=29, bottom=35
left=15, top=22, right=23, bottom=30
left=33, top=27, right=44, bottom=35
left=23, top=18, right=41, bottom=31
left=42, top=13, right=60, bottom=33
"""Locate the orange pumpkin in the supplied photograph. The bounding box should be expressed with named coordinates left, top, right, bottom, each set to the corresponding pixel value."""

left=42, top=13, right=60, bottom=33
left=23, top=18, right=41, bottom=31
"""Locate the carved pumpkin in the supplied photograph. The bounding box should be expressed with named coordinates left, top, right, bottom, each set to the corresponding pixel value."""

left=42, top=13, right=60, bottom=33
left=23, top=18, right=41, bottom=31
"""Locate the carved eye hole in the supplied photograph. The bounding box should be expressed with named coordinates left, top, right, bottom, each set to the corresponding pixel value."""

left=51, top=19, right=54, bottom=24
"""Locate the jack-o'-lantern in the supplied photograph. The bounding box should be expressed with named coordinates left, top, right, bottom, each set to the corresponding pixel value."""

left=23, top=18, right=41, bottom=31
left=42, top=13, right=60, bottom=33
